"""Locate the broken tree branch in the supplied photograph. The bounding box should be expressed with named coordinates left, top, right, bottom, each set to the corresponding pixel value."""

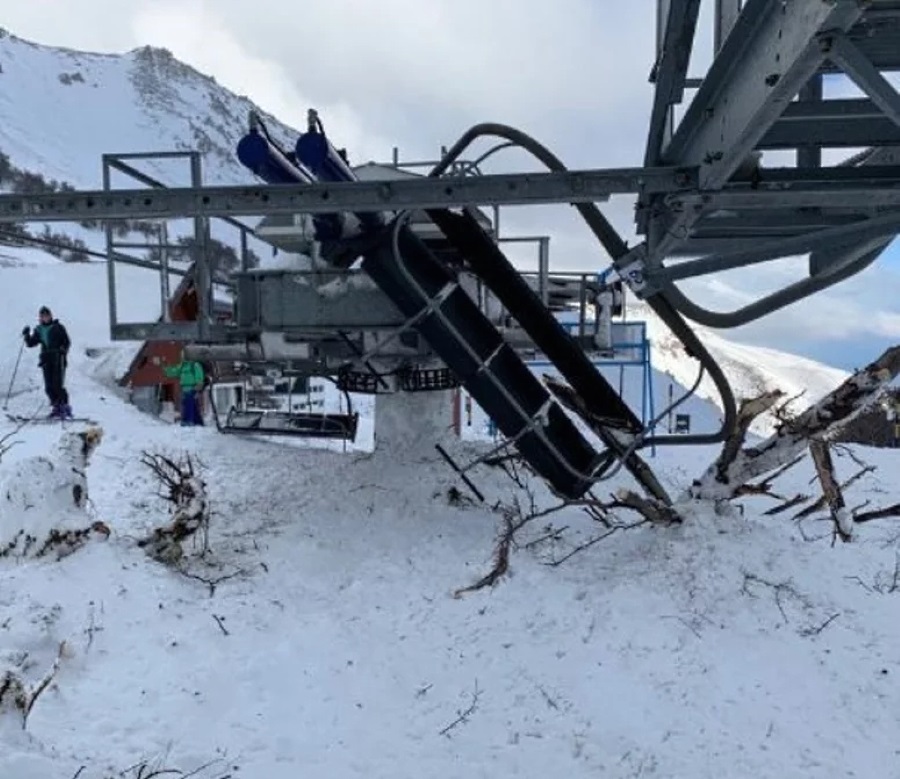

left=809, top=439, right=852, bottom=543
left=792, top=463, right=876, bottom=521
left=692, top=345, right=900, bottom=501
left=438, top=681, right=482, bottom=737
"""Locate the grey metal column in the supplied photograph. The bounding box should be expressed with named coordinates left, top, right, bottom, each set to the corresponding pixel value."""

left=102, top=157, right=117, bottom=340
left=189, top=152, right=210, bottom=341
left=538, top=237, right=550, bottom=306
left=713, top=0, right=741, bottom=53
left=797, top=76, right=823, bottom=168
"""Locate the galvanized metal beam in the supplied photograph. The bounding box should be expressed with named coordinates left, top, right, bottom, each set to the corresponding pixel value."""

left=678, top=187, right=900, bottom=210
left=112, top=322, right=233, bottom=342
left=0, top=167, right=696, bottom=224
left=761, top=99, right=900, bottom=148
left=714, top=0, right=742, bottom=53
left=103, top=155, right=255, bottom=236
left=656, top=210, right=900, bottom=284
left=645, top=0, right=702, bottom=166
left=827, top=33, right=900, bottom=130
left=690, top=210, right=862, bottom=236
left=809, top=145, right=900, bottom=276
left=796, top=75, right=823, bottom=167
left=663, top=0, right=865, bottom=187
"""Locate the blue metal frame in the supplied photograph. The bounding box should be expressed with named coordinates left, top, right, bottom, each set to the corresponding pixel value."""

left=530, top=320, right=657, bottom=456
left=484, top=319, right=657, bottom=457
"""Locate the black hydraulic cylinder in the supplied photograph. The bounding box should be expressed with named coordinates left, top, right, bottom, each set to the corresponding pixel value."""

left=427, top=208, right=642, bottom=433
left=361, top=227, right=602, bottom=499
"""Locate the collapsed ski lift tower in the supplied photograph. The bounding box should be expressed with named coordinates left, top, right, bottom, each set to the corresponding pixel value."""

left=1, top=0, right=900, bottom=503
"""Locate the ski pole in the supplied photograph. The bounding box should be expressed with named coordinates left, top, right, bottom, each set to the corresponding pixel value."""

left=3, top=339, right=25, bottom=411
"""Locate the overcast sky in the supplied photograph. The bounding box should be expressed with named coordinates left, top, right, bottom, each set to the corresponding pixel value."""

left=2, top=0, right=899, bottom=370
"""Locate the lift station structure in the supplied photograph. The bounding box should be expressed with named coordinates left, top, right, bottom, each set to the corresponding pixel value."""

left=1, top=0, right=900, bottom=504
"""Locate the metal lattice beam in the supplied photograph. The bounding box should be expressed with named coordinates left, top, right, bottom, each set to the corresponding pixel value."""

left=827, top=33, right=900, bottom=129
left=662, top=0, right=866, bottom=188
left=0, top=167, right=696, bottom=224
left=656, top=210, right=900, bottom=284
left=761, top=99, right=900, bottom=148
left=645, top=0, right=702, bottom=166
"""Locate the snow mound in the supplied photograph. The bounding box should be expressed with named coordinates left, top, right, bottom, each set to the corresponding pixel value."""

left=0, top=426, right=107, bottom=560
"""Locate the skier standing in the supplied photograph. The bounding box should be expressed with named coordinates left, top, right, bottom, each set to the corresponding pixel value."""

left=22, top=305, right=72, bottom=419
left=163, top=350, right=206, bottom=426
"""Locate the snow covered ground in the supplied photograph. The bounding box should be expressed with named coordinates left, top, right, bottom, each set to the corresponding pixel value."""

left=0, top=250, right=899, bottom=778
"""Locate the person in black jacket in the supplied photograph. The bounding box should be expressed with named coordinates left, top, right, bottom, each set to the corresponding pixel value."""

left=22, top=306, right=72, bottom=419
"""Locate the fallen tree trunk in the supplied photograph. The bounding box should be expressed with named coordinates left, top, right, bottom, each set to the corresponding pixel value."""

left=691, top=345, right=900, bottom=501
left=809, top=438, right=853, bottom=542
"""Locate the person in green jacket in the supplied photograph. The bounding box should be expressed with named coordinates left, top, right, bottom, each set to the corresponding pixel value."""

left=163, top=351, right=206, bottom=426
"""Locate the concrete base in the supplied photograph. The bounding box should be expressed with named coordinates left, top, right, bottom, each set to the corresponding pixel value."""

left=374, top=390, right=452, bottom=456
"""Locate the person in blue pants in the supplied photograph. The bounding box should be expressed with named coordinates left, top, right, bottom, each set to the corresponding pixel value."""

left=163, top=352, right=206, bottom=426
left=22, top=305, right=72, bottom=419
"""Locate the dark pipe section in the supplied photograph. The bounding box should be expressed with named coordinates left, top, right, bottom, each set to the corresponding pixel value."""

left=427, top=208, right=642, bottom=433
left=361, top=226, right=604, bottom=499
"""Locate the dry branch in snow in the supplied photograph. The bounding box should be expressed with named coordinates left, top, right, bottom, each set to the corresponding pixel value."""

left=0, top=640, right=67, bottom=729
left=0, top=417, right=27, bottom=461
left=102, top=757, right=234, bottom=778
left=809, top=439, right=853, bottom=543
left=692, top=345, right=900, bottom=501
left=709, top=390, right=785, bottom=487
left=438, top=680, right=482, bottom=737
left=138, top=451, right=210, bottom=565
left=791, top=460, right=876, bottom=521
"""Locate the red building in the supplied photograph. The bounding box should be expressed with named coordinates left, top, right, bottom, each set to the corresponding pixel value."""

left=119, top=269, right=232, bottom=416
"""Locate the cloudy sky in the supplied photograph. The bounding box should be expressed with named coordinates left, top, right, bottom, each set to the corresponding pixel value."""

left=3, top=0, right=899, bottom=370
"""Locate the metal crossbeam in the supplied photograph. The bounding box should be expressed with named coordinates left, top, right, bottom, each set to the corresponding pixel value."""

left=827, top=34, right=900, bottom=129
left=677, top=187, right=900, bottom=211
left=645, top=0, right=702, bottom=166
left=657, top=210, right=900, bottom=284
left=761, top=99, right=900, bottom=148
left=0, top=167, right=696, bottom=224
left=809, top=145, right=900, bottom=277
left=662, top=0, right=865, bottom=188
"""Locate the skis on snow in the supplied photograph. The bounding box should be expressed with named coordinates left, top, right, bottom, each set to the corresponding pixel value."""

left=5, top=414, right=98, bottom=426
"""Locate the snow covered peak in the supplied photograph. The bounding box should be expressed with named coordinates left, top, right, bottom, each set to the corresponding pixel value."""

left=630, top=301, right=849, bottom=433
left=0, top=31, right=298, bottom=188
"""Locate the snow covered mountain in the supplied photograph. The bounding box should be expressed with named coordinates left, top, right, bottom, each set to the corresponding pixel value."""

left=0, top=29, right=298, bottom=188
left=0, top=30, right=853, bottom=434
left=635, top=302, right=849, bottom=433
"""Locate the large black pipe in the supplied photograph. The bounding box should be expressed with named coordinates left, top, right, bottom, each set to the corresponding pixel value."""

left=427, top=208, right=642, bottom=433
left=361, top=226, right=603, bottom=499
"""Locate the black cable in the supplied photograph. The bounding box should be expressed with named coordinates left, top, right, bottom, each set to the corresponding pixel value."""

left=0, top=228, right=107, bottom=261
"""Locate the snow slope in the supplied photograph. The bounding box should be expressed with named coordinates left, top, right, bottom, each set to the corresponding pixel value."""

left=1, top=249, right=899, bottom=778
left=0, top=30, right=298, bottom=189
left=636, top=303, right=850, bottom=435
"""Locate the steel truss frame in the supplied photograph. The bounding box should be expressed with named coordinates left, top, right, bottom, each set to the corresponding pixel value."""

left=630, top=0, right=900, bottom=329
